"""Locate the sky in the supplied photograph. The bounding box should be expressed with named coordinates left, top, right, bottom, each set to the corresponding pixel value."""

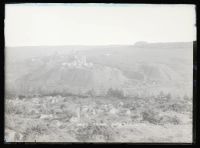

left=5, top=3, right=196, bottom=47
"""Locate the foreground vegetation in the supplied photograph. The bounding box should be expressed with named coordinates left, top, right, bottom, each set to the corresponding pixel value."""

left=5, top=93, right=192, bottom=142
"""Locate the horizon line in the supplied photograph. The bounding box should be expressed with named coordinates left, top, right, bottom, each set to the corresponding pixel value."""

left=5, top=41, right=194, bottom=48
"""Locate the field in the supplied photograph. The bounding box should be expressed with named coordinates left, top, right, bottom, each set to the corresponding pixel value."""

left=5, top=94, right=192, bottom=142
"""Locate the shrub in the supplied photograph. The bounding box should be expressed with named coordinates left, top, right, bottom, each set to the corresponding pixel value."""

left=166, top=93, right=172, bottom=100
left=5, top=115, right=17, bottom=129
left=159, top=115, right=181, bottom=125
left=130, top=115, right=140, bottom=122
left=158, top=91, right=165, bottom=98
left=5, top=102, right=27, bottom=115
left=167, top=103, right=186, bottom=113
left=22, top=123, right=49, bottom=141
left=49, top=91, right=60, bottom=97
left=106, top=88, right=125, bottom=99
left=169, top=116, right=181, bottom=125
left=86, top=89, right=95, bottom=97
left=141, top=110, right=160, bottom=124
left=18, top=95, right=26, bottom=100
left=75, top=123, right=115, bottom=142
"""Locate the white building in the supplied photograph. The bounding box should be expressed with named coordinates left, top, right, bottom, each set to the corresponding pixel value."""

left=61, top=55, right=94, bottom=68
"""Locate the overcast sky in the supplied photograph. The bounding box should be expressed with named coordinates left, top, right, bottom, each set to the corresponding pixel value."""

left=5, top=3, right=196, bottom=47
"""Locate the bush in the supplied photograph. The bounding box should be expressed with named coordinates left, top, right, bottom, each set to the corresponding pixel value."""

left=159, top=115, right=181, bottom=125
left=141, top=109, right=182, bottom=125
left=131, top=115, right=140, bottom=122
left=5, top=102, right=27, bottom=115
left=141, top=110, right=160, bottom=124
left=158, top=91, right=165, bottom=98
left=106, top=88, right=125, bottom=99
left=166, top=93, right=172, bottom=100
left=167, top=103, right=186, bottom=113
left=22, top=123, right=49, bottom=141
left=86, top=89, right=95, bottom=97
left=75, top=123, right=115, bottom=142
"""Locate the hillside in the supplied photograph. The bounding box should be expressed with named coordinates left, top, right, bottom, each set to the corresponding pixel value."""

left=13, top=55, right=129, bottom=96
left=5, top=42, right=193, bottom=97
